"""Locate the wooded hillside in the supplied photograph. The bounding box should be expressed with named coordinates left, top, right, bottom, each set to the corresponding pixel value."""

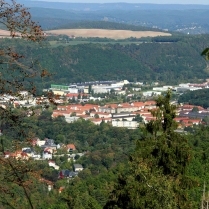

left=0, top=34, right=208, bottom=88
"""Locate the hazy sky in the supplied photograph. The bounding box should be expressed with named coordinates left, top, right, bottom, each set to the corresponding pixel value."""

left=37, top=0, right=209, bottom=4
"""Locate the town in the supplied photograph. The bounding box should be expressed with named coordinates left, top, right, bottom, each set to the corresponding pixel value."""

left=1, top=78, right=209, bottom=193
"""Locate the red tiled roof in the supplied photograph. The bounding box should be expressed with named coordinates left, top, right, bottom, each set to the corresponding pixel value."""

left=174, top=117, right=189, bottom=122
left=66, top=93, right=79, bottom=97
left=145, top=117, right=156, bottom=121
left=132, top=102, right=145, bottom=107
left=181, top=104, right=205, bottom=110
left=66, top=144, right=76, bottom=150
left=90, top=118, right=103, bottom=122
left=105, top=104, right=118, bottom=109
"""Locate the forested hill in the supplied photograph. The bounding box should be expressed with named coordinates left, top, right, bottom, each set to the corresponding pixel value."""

left=1, top=34, right=209, bottom=87
left=19, top=3, right=209, bottom=33
left=55, top=21, right=162, bottom=32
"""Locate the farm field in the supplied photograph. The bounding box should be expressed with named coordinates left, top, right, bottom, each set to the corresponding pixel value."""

left=45, top=29, right=171, bottom=39
left=0, top=29, right=11, bottom=38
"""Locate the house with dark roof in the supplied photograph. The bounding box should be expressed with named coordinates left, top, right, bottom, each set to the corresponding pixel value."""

left=41, top=138, right=57, bottom=150
left=58, top=169, right=77, bottom=179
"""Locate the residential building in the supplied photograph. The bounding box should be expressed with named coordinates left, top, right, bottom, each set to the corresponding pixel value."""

left=112, top=120, right=138, bottom=129
left=73, top=164, right=83, bottom=172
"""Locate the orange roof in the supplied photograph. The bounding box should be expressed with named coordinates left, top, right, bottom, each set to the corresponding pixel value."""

left=139, top=111, right=151, bottom=115
left=181, top=104, right=204, bottom=110
left=146, top=117, right=156, bottom=121
left=90, top=118, right=103, bottom=122
left=79, top=106, right=93, bottom=111
left=117, top=103, right=135, bottom=108
left=59, top=186, right=65, bottom=193
left=180, top=119, right=201, bottom=124
left=174, top=117, right=189, bottom=122
left=105, top=104, right=118, bottom=109
left=66, top=144, right=76, bottom=150
left=83, top=104, right=99, bottom=108
left=132, top=102, right=145, bottom=107
left=188, top=119, right=202, bottom=123
left=66, top=93, right=79, bottom=97
left=44, top=147, right=53, bottom=153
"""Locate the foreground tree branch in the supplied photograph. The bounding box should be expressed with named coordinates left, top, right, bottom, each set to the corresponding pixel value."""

left=0, top=1, right=46, bottom=208
left=0, top=0, right=44, bottom=41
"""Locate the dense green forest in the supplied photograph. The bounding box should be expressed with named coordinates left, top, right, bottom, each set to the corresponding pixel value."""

left=54, top=21, right=162, bottom=31
left=0, top=34, right=208, bottom=90
left=178, top=89, right=209, bottom=108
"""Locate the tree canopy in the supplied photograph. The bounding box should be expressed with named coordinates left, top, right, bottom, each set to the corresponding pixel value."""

left=105, top=91, right=197, bottom=209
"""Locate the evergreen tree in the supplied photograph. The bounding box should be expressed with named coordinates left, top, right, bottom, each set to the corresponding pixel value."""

left=105, top=91, right=197, bottom=209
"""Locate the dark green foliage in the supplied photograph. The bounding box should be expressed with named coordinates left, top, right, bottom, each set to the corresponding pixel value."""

left=178, top=89, right=209, bottom=108
left=132, top=114, right=143, bottom=122
left=105, top=91, right=197, bottom=209
left=201, top=47, right=209, bottom=60
left=56, top=21, right=162, bottom=32
left=0, top=34, right=209, bottom=88
left=151, top=36, right=181, bottom=42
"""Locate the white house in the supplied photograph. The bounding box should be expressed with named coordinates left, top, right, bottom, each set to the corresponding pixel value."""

left=43, top=151, right=52, bottom=160
left=73, top=164, right=83, bottom=172
left=112, top=120, right=138, bottom=129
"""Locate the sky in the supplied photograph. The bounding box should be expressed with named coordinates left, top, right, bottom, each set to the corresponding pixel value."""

left=35, top=0, right=209, bottom=4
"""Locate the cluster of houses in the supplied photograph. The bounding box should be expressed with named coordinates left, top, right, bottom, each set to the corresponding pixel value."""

left=4, top=138, right=84, bottom=180
left=52, top=100, right=209, bottom=129
left=52, top=101, right=154, bottom=129
left=3, top=137, right=85, bottom=192
left=176, top=104, right=209, bottom=127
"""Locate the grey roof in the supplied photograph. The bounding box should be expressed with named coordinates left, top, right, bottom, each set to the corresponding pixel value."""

left=179, top=111, right=209, bottom=119
left=45, top=139, right=55, bottom=145
left=73, top=164, right=83, bottom=169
